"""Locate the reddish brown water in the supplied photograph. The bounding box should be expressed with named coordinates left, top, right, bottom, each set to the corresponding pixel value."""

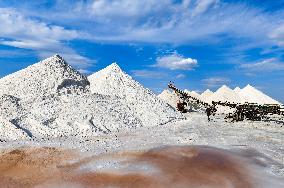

left=0, top=145, right=280, bottom=188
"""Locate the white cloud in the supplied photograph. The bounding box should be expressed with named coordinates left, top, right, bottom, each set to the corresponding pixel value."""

left=90, top=0, right=165, bottom=18
left=131, top=70, right=166, bottom=79
left=192, top=0, right=219, bottom=17
left=176, top=74, right=186, bottom=79
left=0, top=8, right=91, bottom=68
left=10, top=0, right=284, bottom=48
left=239, top=58, right=284, bottom=72
left=155, top=53, right=198, bottom=70
left=202, top=77, right=231, bottom=88
left=0, top=8, right=78, bottom=40
left=269, top=24, right=284, bottom=46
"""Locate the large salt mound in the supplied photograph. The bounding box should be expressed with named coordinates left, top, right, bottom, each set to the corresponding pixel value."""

left=206, top=85, right=243, bottom=104
left=0, top=56, right=144, bottom=141
left=238, top=84, right=281, bottom=105
left=158, top=89, right=179, bottom=108
left=0, top=54, right=89, bottom=100
left=88, top=63, right=181, bottom=126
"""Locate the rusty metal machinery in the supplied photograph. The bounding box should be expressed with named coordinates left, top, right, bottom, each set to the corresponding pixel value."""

left=168, top=83, right=211, bottom=112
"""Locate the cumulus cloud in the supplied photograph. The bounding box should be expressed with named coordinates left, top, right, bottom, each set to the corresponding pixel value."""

left=239, top=58, right=284, bottom=72
left=0, top=8, right=91, bottom=68
left=202, top=77, right=231, bottom=88
left=155, top=53, right=198, bottom=70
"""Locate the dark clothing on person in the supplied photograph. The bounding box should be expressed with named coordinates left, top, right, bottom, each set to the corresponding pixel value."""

left=206, top=107, right=211, bottom=121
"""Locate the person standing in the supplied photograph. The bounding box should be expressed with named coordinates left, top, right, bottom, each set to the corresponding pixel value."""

left=206, top=107, right=212, bottom=121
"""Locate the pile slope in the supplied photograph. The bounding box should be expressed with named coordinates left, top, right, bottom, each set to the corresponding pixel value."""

left=88, top=63, right=182, bottom=126
left=158, top=89, right=179, bottom=108
left=184, top=89, right=201, bottom=100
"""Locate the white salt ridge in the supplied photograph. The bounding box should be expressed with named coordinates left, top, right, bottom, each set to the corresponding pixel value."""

left=200, top=85, right=280, bottom=105
left=205, top=85, right=243, bottom=104
left=2, top=55, right=180, bottom=141
left=88, top=63, right=182, bottom=127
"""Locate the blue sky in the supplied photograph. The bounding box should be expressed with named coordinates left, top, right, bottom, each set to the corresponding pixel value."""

left=0, top=0, right=284, bottom=102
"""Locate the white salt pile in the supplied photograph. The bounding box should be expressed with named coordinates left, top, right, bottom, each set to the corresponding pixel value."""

left=88, top=63, right=181, bottom=127
left=0, top=55, right=89, bottom=100
left=233, top=87, right=242, bottom=93
left=205, top=85, right=243, bottom=104
left=199, top=85, right=281, bottom=105
left=0, top=55, right=181, bottom=141
left=238, top=84, right=280, bottom=104
left=200, top=89, right=213, bottom=101
left=158, top=89, right=179, bottom=108
left=184, top=89, right=201, bottom=100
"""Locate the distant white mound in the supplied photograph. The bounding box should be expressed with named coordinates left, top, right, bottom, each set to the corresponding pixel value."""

left=205, top=85, right=243, bottom=104
left=158, top=89, right=179, bottom=108
left=88, top=63, right=181, bottom=126
left=0, top=56, right=181, bottom=141
left=184, top=89, right=201, bottom=100
left=200, top=89, right=213, bottom=101
left=199, top=85, right=281, bottom=105
left=239, top=84, right=280, bottom=104
left=233, top=87, right=242, bottom=93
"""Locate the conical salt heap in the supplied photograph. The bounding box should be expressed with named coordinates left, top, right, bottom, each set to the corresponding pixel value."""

left=88, top=63, right=182, bottom=126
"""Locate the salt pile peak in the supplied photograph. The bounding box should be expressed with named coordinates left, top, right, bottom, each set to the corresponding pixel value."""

left=234, top=87, right=241, bottom=93
left=0, top=54, right=89, bottom=100
left=88, top=63, right=182, bottom=126
left=206, top=85, right=243, bottom=104
left=239, top=84, right=280, bottom=104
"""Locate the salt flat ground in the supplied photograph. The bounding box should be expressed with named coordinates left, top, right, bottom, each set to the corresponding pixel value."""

left=0, top=112, right=284, bottom=187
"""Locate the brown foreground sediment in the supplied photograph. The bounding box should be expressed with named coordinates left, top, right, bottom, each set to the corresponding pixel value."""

left=0, top=145, right=278, bottom=188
